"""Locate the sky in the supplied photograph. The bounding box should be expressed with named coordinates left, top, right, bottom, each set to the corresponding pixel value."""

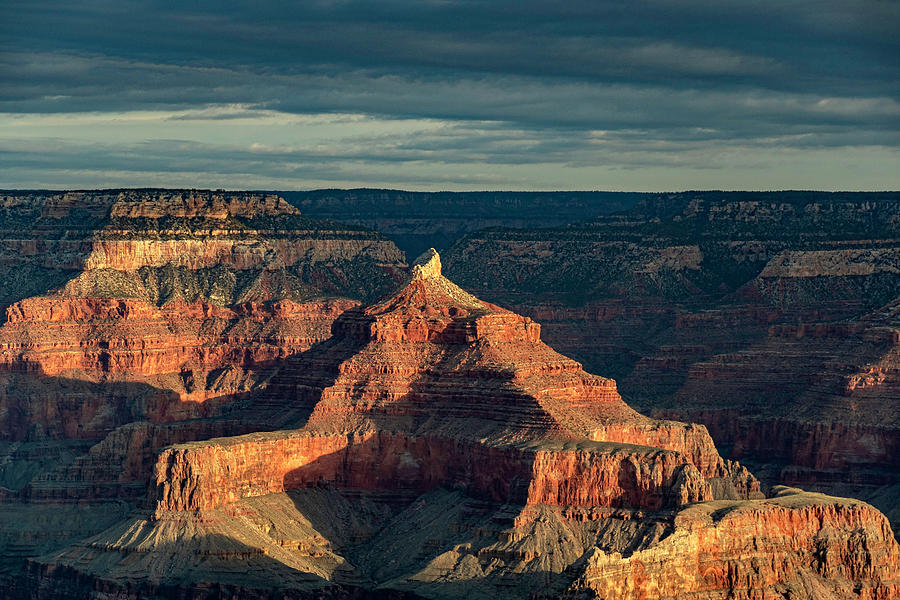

left=1, top=0, right=898, bottom=191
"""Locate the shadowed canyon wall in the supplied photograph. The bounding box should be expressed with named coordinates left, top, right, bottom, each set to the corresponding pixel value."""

left=0, top=189, right=897, bottom=600
left=437, top=191, right=900, bottom=532
left=0, top=190, right=408, bottom=592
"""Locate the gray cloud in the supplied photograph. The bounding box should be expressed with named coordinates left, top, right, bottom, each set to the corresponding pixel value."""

left=0, top=0, right=897, bottom=190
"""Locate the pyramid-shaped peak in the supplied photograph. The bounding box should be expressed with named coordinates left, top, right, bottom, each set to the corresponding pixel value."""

left=334, top=245, right=533, bottom=346
left=411, top=248, right=442, bottom=280
left=366, top=246, right=497, bottom=318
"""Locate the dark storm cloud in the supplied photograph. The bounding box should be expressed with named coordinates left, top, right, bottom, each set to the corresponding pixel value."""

left=0, top=0, right=898, bottom=189
left=3, top=50, right=897, bottom=138
left=4, top=0, right=898, bottom=108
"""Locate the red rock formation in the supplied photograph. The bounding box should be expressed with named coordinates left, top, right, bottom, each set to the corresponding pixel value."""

left=440, top=197, right=900, bottom=537
left=21, top=249, right=896, bottom=600
left=0, top=294, right=359, bottom=443
left=145, top=249, right=734, bottom=518
left=0, top=297, right=354, bottom=378
left=569, top=487, right=900, bottom=600
left=0, top=190, right=406, bottom=443
left=152, top=432, right=711, bottom=513
left=0, top=190, right=410, bottom=594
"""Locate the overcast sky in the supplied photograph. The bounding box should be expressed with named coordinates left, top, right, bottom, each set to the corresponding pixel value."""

left=1, top=0, right=898, bottom=191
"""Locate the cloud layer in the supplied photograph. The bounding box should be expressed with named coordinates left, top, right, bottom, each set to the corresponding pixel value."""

left=1, top=1, right=898, bottom=190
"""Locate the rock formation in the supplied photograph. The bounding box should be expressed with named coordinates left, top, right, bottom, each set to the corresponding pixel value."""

left=0, top=190, right=407, bottom=591
left=0, top=190, right=405, bottom=435
left=441, top=192, right=900, bottom=535
left=17, top=250, right=898, bottom=599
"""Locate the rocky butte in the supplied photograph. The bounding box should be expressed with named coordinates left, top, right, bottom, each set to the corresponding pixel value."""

left=13, top=249, right=899, bottom=599
left=0, top=190, right=405, bottom=432
left=0, top=190, right=406, bottom=590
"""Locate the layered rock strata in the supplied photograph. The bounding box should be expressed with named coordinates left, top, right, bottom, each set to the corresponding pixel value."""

left=283, top=189, right=643, bottom=258
left=441, top=192, right=900, bottom=530
left=25, top=250, right=899, bottom=599
left=0, top=190, right=405, bottom=438
left=569, top=487, right=899, bottom=600
left=0, top=190, right=407, bottom=590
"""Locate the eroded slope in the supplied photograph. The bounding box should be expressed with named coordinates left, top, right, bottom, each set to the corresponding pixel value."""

left=25, top=250, right=898, bottom=600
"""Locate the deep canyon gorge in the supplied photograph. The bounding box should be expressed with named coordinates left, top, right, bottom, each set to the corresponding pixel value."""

left=0, top=189, right=897, bottom=599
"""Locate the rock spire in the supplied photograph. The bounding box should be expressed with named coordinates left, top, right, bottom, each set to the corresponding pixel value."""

left=410, top=247, right=442, bottom=280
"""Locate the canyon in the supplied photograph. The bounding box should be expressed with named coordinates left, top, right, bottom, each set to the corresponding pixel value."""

left=293, top=191, right=900, bottom=526
left=0, top=189, right=897, bottom=599
left=282, top=189, right=643, bottom=259
left=437, top=191, right=900, bottom=536
left=13, top=247, right=900, bottom=599
left=0, top=190, right=406, bottom=594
